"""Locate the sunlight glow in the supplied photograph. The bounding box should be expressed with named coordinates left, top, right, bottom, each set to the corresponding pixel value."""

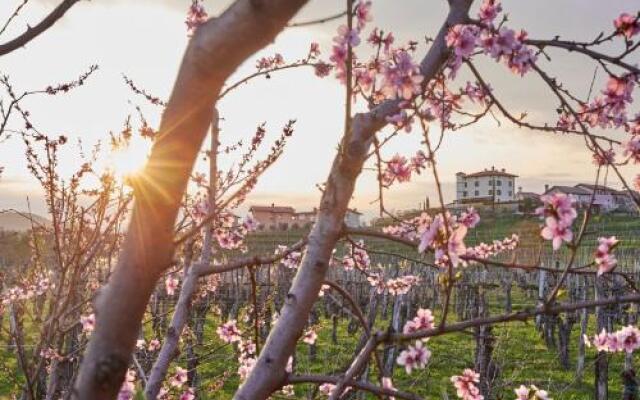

left=108, top=139, right=150, bottom=181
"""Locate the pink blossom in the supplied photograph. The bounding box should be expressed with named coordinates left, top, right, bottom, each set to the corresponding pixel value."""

left=624, top=135, right=640, bottom=163
left=309, top=42, right=321, bottom=58
left=439, top=225, right=468, bottom=267
left=243, top=216, right=258, bottom=232
left=466, top=234, right=519, bottom=260
left=238, top=356, right=256, bottom=381
left=170, top=366, right=188, bottom=388
left=595, top=236, right=619, bottom=275
left=602, top=74, right=635, bottom=115
left=278, top=246, right=302, bottom=269
left=541, top=217, right=573, bottom=251
left=334, top=25, right=361, bottom=47
left=419, top=212, right=470, bottom=267
left=302, top=328, right=317, bottom=345
left=481, top=28, right=515, bottom=59
left=537, top=193, right=577, bottom=225
left=314, top=62, right=332, bottom=78
left=165, top=275, right=179, bottom=296
left=614, top=12, right=640, bottom=39
left=537, top=193, right=577, bottom=250
left=318, top=284, right=331, bottom=297
left=593, top=329, right=610, bottom=352
left=403, top=308, right=435, bottom=334
left=410, top=150, right=429, bottom=174
left=380, top=50, right=423, bottom=100
left=382, top=377, right=396, bottom=400
left=464, top=81, right=491, bottom=104
left=330, top=44, right=349, bottom=80
left=592, top=148, right=615, bottom=166
left=383, top=154, right=412, bottom=186
left=217, top=320, right=242, bottom=343
left=508, top=48, right=536, bottom=75
left=355, top=67, right=376, bottom=93
left=180, top=388, right=196, bottom=400
left=478, top=0, right=502, bottom=24
left=255, top=54, right=285, bottom=71
left=185, top=1, right=207, bottom=36
left=618, top=325, right=640, bottom=353
left=386, top=275, right=420, bottom=296
left=607, top=332, right=623, bottom=352
left=397, top=340, right=431, bottom=373
left=147, top=338, right=161, bottom=352
left=367, top=273, right=386, bottom=294
left=515, top=385, right=551, bottom=400
left=355, top=1, right=373, bottom=31
left=80, top=313, right=95, bottom=334
left=451, top=369, right=483, bottom=400
left=459, top=207, right=480, bottom=228
left=514, top=385, right=529, bottom=400
left=446, top=25, right=479, bottom=58
left=117, top=369, right=136, bottom=400
left=342, top=240, right=370, bottom=270
left=319, top=383, right=337, bottom=396
left=368, top=28, right=394, bottom=52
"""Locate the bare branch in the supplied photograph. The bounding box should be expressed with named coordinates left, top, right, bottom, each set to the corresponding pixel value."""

left=0, top=0, right=81, bottom=56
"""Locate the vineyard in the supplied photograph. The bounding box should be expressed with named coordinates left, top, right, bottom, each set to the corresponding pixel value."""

left=1, top=213, right=639, bottom=398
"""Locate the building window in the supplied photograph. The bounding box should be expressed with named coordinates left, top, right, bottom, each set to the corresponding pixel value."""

left=474, top=181, right=479, bottom=187
left=463, top=191, right=467, bottom=197
left=474, top=190, right=479, bottom=196
left=509, top=181, right=513, bottom=187
left=464, top=182, right=468, bottom=188
left=497, top=180, right=502, bottom=186
left=497, top=190, right=502, bottom=195
left=488, top=190, right=493, bottom=195
left=508, top=191, right=512, bottom=196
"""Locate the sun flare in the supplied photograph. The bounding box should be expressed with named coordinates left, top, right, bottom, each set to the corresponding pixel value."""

left=108, top=139, right=150, bottom=180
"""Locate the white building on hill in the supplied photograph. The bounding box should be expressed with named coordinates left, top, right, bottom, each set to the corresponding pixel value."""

left=455, top=167, right=517, bottom=204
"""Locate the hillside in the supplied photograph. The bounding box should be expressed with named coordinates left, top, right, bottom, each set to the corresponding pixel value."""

left=0, top=211, right=50, bottom=232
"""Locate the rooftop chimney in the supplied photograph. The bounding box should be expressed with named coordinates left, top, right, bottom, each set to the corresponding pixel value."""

left=544, top=184, right=549, bottom=193
left=501, top=168, right=505, bottom=172
left=491, top=165, right=495, bottom=171
left=271, top=203, right=275, bottom=208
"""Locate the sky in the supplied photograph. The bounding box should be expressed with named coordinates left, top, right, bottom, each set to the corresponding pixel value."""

left=0, top=0, right=638, bottom=221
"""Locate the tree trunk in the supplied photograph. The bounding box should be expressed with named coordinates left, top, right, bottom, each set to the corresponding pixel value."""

left=73, top=2, right=308, bottom=398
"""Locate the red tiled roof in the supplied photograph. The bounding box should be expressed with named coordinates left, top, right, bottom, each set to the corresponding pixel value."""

left=544, top=186, right=591, bottom=195
left=249, top=205, right=295, bottom=214
left=575, top=183, right=626, bottom=194
left=462, top=170, right=518, bottom=178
